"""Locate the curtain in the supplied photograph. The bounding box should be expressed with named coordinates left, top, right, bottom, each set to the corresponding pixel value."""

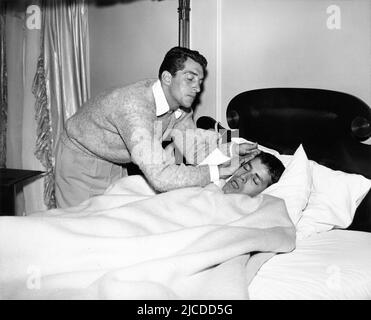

left=5, top=0, right=89, bottom=214
left=5, top=1, right=45, bottom=215
left=0, top=2, right=7, bottom=168
left=33, top=0, right=90, bottom=209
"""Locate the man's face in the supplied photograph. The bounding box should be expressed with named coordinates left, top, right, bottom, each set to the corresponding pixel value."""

left=168, top=58, right=204, bottom=109
left=222, top=157, right=272, bottom=196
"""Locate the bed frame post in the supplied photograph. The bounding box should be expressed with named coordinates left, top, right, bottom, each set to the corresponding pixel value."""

left=178, top=0, right=190, bottom=48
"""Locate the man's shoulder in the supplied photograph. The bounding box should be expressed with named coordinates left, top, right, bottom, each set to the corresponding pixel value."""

left=114, top=78, right=156, bottom=95
left=111, top=78, right=156, bottom=107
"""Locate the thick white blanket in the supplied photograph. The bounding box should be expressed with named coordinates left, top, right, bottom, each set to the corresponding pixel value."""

left=0, top=176, right=295, bottom=299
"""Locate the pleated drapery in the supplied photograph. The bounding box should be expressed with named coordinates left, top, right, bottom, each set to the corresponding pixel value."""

left=33, top=0, right=90, bottom=209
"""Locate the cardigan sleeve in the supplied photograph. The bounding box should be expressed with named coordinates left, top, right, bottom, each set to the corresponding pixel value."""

left=113, top=102, right=212, bottom=192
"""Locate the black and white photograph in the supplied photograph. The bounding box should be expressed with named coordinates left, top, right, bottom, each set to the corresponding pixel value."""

left=0, top=0, right=371, bottom=302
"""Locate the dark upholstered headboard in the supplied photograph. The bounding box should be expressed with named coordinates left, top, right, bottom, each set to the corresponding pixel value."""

left=197, top=88, right=371, bottom=232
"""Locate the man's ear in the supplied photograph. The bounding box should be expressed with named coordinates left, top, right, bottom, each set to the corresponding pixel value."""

left=161, top=71, right=172, bottom=86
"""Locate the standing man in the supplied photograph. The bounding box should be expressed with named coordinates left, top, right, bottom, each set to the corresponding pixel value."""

left=55, top=47, right=259, bottom=208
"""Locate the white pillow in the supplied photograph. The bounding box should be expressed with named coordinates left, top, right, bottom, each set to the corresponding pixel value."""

left=262, top=145, right=312, bottom=226
left=296, top=161, right=371, bottom=239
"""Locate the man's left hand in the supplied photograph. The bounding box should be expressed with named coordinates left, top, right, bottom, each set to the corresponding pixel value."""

left=232, top=142, right=260, bottom=157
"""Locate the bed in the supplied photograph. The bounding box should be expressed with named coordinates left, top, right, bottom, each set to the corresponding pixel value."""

left=0, top=88, right=371, bottom=300
left=198, top=87, right=371, bottom=299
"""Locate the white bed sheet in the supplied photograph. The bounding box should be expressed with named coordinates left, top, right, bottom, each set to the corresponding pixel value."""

left=249, top=230, right=371, bottom=299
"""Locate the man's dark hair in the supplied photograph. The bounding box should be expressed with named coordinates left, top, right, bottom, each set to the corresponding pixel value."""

left=158, top=46, right=208, bottom=79
left=257, top=151, right=285, bottom=185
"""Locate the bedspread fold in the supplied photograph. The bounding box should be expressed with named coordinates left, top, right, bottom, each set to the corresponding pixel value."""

left=0, top=176, right=295, bottom=299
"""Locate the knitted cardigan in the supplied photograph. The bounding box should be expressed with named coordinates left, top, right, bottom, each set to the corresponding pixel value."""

left=65, top=79, right=222, bottom=192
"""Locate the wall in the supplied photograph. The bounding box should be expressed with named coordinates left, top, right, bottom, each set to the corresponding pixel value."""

left=89, top=0, right=178, bottom=97
left=191, top=0, right=371, bottom=128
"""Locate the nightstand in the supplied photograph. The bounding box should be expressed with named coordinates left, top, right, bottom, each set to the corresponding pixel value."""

left=0, top=168, right=45, bottom=216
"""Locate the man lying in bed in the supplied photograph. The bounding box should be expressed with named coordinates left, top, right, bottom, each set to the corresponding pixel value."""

left=221, top=151, right=285, bottom=196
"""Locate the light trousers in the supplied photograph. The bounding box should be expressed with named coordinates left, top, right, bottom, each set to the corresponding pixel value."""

left=55, top=131, right=127, bottom=208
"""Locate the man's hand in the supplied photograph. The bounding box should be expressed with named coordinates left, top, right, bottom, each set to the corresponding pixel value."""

left=231, top=142, right=260, bottom=157
left=218, top=145, right=261, bottom=180
left=238, top=144, right=261, bottom=164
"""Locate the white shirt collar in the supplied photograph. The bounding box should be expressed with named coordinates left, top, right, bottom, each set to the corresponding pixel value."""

left=152, top=80, right=182, bottom=119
